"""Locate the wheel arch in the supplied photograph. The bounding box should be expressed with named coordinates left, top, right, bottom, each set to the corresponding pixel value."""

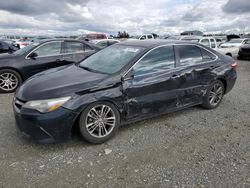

left=217, top=77, right=227, bottom=94
left=71, top=99, right=123, bottom=135
left=0, top=67, right=24, bottom=81
left=225, top=53, right=232, bottom=57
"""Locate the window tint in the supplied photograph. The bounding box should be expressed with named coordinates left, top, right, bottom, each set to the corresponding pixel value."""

left=200, top=39, right=210, bottom=47
left=210, top=39, right=216, bottom=48
left=201, top=48, right=216, bottom=61
left=66, top=42, right=93, bottom=53
left=148, top=35, right=153, bottom=39
left=108, top=41, right=119, bottom=46
left=66, top=42, right=84, bottom=53
left=134, top=46, right=175, bottom=75
left=34, top=42, right=61, bottom=57
left=177, top=45, right=202, bottom=66
left=97, top=41, right=108, bottom=48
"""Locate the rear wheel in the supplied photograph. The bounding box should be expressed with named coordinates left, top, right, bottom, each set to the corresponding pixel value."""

left=0, top=69, right=22, bottom=93
left=79, top=102, right=120, bottom=144
left=202, top=80, right=224, bottom=109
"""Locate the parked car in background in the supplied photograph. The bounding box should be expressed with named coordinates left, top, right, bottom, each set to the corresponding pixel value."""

left=181, top=36, right=239, bottom=57
left=220, top=38, right=250, bottom=48
left=77, top=33, right=108, bottom=41
left=0, top=41, right=19, bottom=54
left=13, top=40, right=237, bottom=144
left=238, top=40, right=250, bottom=59
left=129, top=34, right=155, bottom=40
left=90, top=39, right=120, bottom=48
left=0, top=39, right=100, bottom=93
left=14, top=37, right=33, bottom=49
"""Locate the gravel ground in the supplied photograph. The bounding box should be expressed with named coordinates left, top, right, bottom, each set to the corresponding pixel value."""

left=0, top=60, right=250, bottom=188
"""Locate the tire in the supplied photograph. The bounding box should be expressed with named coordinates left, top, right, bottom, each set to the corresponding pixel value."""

left=201, top=80, right=225, bottom=109
left=79, top=101, right=120, bottom=144
left=0, top=69, right=22, bottom=93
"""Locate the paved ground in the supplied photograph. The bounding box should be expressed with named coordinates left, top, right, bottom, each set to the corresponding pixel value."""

left=0, top=60, right=250, bottom=188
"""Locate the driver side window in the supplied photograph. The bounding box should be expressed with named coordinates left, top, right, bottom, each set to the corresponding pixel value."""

left=33, top=42, right=62, bottom=57
left=133, top=46, right=175, bottom=76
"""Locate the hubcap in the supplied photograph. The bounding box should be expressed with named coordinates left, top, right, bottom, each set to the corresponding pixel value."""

left=0, top=73, right=18, bottom=91
left=85, top=105, right=116, bottom=138
left=209, top=83, right=223, bottom=106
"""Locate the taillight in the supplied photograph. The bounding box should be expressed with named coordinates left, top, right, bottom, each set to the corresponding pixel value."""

left=21, top=43, right=28, bottom=46
left=231, top=62, right=237, bottom=70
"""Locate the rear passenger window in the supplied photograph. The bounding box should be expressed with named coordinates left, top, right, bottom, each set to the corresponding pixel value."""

left=134, top=46, right=175, bottom=75
left=201, top=48, right=216, bottom=61
left=66, top=42, right=84, bottom=53
left=66, top=42, right=93, bottom=53
left=177, top=45, right=202, bottom=66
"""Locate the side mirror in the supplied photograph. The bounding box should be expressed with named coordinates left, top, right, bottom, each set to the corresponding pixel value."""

left=122, top=69, right=134, bottom=81
left=28, top=52, right=38, bottom=59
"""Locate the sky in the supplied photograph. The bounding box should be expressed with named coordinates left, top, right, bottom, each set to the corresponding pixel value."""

left=0, top=0, right=249, bottom=36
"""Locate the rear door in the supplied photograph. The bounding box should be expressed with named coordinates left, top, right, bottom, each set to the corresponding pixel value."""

left=122, top=45, right=180, bottom=120
left=24, top=41, right=64, bottom=77
left=64, top=41, right=96, bottom=63
left=174, top=44, right=218, bottom=106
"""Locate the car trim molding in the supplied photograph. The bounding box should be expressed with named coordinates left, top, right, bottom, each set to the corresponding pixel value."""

left=122, top=43, right=218, bottom=78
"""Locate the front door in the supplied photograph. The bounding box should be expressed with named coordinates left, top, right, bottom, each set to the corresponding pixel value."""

left=24, top=41, right=64, bottom=77
left=122, top=45, right=180, bottom=120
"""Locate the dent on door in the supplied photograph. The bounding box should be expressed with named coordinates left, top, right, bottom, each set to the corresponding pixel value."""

left=122, top=70, right=180, bottom=120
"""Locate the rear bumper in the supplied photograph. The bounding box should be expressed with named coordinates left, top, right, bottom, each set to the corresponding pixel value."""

left=13, top=105, right=78, bottom=144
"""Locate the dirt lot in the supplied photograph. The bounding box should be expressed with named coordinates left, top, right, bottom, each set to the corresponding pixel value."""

left=0, top=59, right=250, bottom=188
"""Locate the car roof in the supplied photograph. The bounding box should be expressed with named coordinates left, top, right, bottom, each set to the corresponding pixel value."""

left=91, top=39, right=120, bottom=43
left=38, top=38, right=86, bottom=43
left=118, top=39, right=197, bottom=48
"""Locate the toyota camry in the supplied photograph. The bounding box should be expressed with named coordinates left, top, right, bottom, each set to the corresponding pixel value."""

left=13, top=40, right=237, bottom=144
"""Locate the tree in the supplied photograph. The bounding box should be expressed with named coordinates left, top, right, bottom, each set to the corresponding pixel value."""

left=117, top=31, right=130, bottom=38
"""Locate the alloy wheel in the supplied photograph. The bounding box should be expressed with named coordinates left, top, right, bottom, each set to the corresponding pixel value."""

left=85, top=105, right=116, bottom=138
left=0, top=72, right=19, bottom=91
left=208, top=83, right=223, bottom=106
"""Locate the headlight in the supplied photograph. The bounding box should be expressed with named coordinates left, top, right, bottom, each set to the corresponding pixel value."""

left=23, top=97, right=71, bottom=113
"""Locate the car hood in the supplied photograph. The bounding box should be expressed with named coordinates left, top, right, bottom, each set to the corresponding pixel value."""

left=16, top=65, right=110, bottom=101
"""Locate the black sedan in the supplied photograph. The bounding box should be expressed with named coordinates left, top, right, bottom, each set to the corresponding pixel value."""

left=13, top=40, right=237, bottom=144
left=0, top=39, right=100, bottom=93
left=0, top=40, right=18, bottom=54
left=238, top=40, right=250, bottom=59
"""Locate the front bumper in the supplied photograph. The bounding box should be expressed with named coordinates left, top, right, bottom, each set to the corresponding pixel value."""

left=238, top=51, right=250, bottom=59
left=13, top=99, right=78, bottom=144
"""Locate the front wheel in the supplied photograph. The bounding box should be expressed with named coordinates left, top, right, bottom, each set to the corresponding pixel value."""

left=0, top=69, right=22, bottom=93
left=201, top=80, right=225, bottom=109
left=79, top=102, right=120, bottom=144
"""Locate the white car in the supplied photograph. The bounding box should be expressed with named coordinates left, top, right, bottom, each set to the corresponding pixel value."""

left=181, top=36, right=239, bottom=57
left=14, top=38, right=33, bottom=48
left=90, top=39, right=120, bottom=48
left=220, top=38, right=250, bottom=48
left=129, top=34, right=155, bottom=40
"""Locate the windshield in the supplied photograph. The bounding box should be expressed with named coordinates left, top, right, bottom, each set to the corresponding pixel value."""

left=227, top=39, right=244, bottom=43
left=79, top=44, right=145, bottom=74
left=13, top=43, right=38, bottom=55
